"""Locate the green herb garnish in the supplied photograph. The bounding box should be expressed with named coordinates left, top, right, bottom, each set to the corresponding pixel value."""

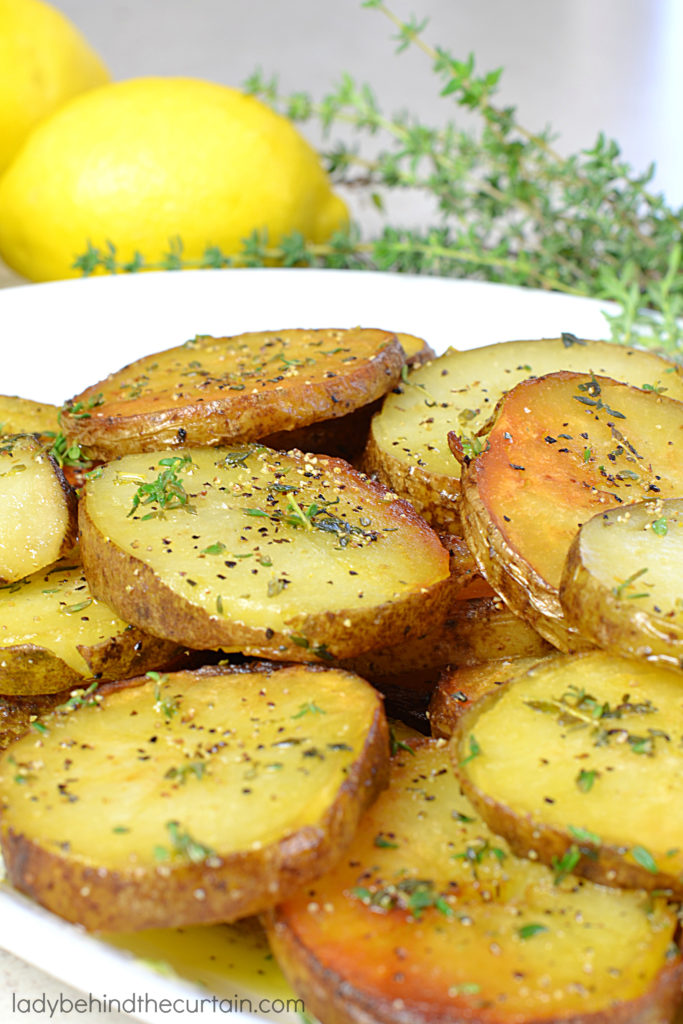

left=127, top=455, right=193, bottom=519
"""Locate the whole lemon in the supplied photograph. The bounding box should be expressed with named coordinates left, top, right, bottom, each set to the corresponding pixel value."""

left=0, top=0, right=109, bottom=177
left=0, top=77, right=349, bottom=282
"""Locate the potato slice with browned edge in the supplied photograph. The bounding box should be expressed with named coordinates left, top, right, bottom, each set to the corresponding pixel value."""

left=61, top=328, right=405, bottom=460
left=454, top=651, right=683, bottom=897
left=455, top=371, right=683, bottom=650
left=79, top=446, right=451, bottom=661
left=363, top=336, right=683, bottom=534
left=0, top=395, right=60, bottom=436
left=0, top=662, right=389, bottom=931
left=0, top=689, right=71, bottom=749
left=0, top=558, right=182, bottom=695
left=341, top=597, right=553, bottom=690
left=0, top=433, right=77, bottom=583
left=266, top=736, right=683, bottom=1024
left=428, top=655, right=554, bottom=738
left=560, top=498, right=683, bottom=670
left=258, top=329, right=435, bottom=462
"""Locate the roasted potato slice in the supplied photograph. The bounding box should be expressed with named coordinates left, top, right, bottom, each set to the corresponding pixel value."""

left=0, top=395, right=60, bottom=436
left=428, top=656, right=554, bottom=738
left=0, top=662, right=389, bottom=931
left=363, top=336, right=683, bottom=534
left=0, top=433, right=77, bottom=583
left=266, top=736, right=683, bottom=1024
left=341, top=597, right=553, bottom=690
left=560, top=498, right=683, bottom=670
left=0, top=557, right=182, bottom=695
left=454, top=651, right=683, bottom=897
left=79, top=446, right=451, bottom=661
left=455, top=371, right=683, bottom=650
left=61, top=328, right=405, bottom=460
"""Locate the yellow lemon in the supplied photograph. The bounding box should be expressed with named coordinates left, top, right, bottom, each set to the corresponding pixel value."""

left=0, top=77, right=349, bottom=282
left=0, top=0, right=109, bottom=177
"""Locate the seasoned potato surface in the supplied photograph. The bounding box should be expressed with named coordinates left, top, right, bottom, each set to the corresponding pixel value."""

left=79, top=446, right=451, bottom=660
left=267, top=737, right=683, bottom=1024
left=0, top=663, right=389, bottom=931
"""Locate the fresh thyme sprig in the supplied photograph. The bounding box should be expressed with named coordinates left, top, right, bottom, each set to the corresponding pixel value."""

left=73, top=2, right=683, bottom=355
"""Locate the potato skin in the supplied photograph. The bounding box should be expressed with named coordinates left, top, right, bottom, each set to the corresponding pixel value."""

left=0, top=689, right=72, bottom=748
left=77, top=622, right=182, bottom=681
left=457, top=451, right=591, bottom=653
left=0, top=644, right=84, bottom=696
left=341, top=597, right=553, bottom=687
left=1, top=664, right=390, bottom=931
left=0, top=631, right=183, bottom=697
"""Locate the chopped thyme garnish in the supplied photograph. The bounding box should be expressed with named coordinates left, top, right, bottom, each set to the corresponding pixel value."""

left=389, top=726, right=416, bottom=757
left=452, top=838, right=506, bottom=877
left=127, top=455, right=194, bottom=519
left=44, top=430, right=89, bottom=469
left=525, top=685, right=661, bottom=751
left=201, top=541, right=227, bottom=555
left=631, top=845, right=659, bottom=874
left=552, top=845, right=581, bottom=885
left=292, top=701, right=326, bottom=718
left=568, top=824, right=601, bottom=846
left=573, top=376, right=625, bottom=419
left=56, top=681, right=100, bottom=713
left=59, top=598, right=93, bottom=614
left=244, top=493, right=380, bottom=547
left=613, top=567, right=649, bottom=599
left=147, top=672, right=179, bottom=720
left=164, top=761, right=207, bottom=784
left=460, top=434, right=483, bottom=458
left=460, top=734, right=481, bottom=766
left=352, top=878, right=453, bottom=918
left=164, top=820, right=215, bottom=863
left=518, top=923, right=549, bottom=940
left=374, top=834, right=399, bottom=849
left=576, top=768, right=598, bottom=792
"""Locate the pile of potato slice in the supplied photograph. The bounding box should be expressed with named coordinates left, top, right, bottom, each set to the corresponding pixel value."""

left=1, top=327, right=683, bottom=1024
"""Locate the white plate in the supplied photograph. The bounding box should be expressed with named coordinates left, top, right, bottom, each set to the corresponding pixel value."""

left=0, top=268, right=615, bottom=1023
left=1, top=268, right=614, bottom=403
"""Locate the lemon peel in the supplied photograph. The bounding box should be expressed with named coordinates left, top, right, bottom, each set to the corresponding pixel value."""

left=0, top=76, right=349, bottom=283
left=0, top=0, right=108, bottom=177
